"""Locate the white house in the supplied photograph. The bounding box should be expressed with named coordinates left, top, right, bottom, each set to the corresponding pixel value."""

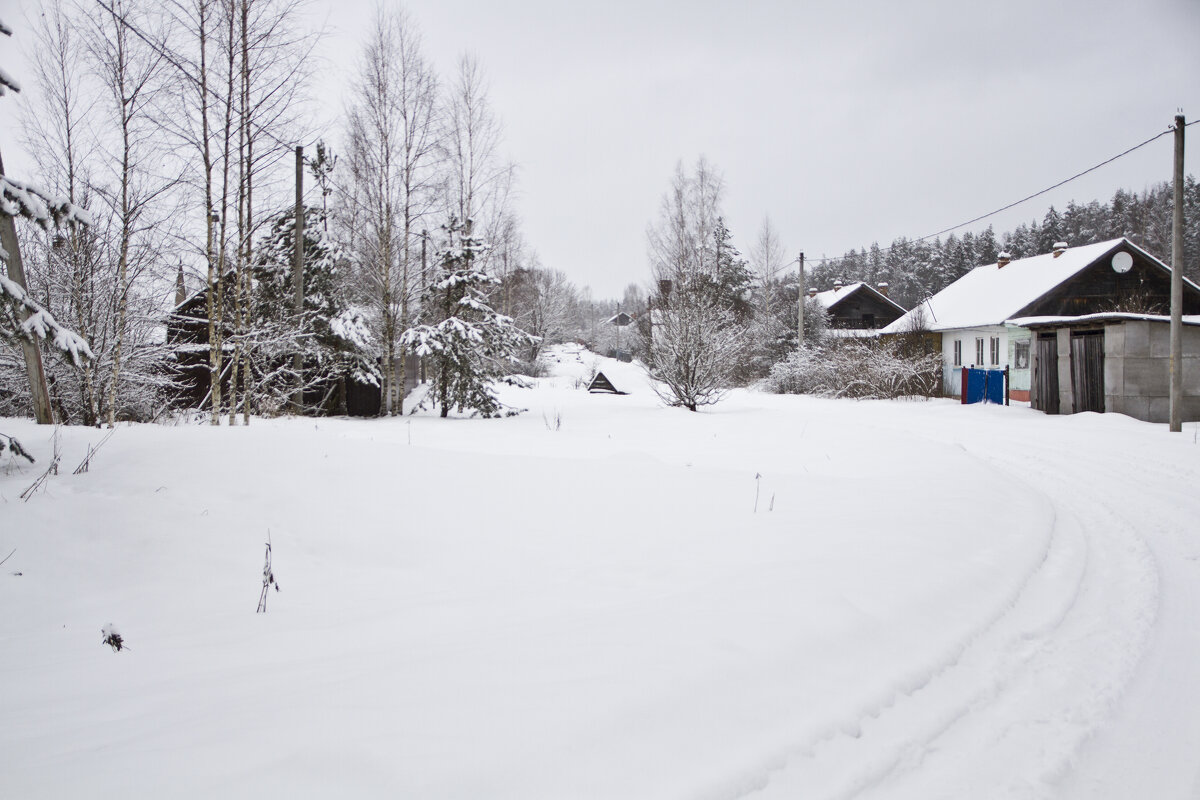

left=880, top=238, right=1200, bottom=401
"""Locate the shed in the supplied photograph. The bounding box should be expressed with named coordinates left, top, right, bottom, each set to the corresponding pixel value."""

left=1013, top=313, right=1200, bottom=422
left=587, top=371, right=627, bottom=395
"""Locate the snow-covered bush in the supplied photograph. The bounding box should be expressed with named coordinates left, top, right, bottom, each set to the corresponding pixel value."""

left=767, top=337, right=941, bottom=400
left=645, top=282, right=744, bottom=411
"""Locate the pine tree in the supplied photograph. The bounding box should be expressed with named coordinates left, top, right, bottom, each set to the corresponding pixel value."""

left=252, top=205, right=378, bottom=413
left=401, top=218, right=532, bottom=418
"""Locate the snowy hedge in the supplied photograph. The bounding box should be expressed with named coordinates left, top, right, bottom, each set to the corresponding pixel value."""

left=766, top=337, right=941, bottom=400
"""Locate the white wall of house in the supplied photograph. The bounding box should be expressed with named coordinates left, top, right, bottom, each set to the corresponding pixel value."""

left=940, top=325, right=1009, bottom=396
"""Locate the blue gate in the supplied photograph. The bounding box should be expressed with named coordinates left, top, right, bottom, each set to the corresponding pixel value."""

left=963, top=367, right=1006, bottom=405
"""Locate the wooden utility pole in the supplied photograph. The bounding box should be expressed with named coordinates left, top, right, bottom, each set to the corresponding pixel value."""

left=420, top=230, right=427, bottom=383
left=291, top=145, right=304, bottom=413
left=1169, top=114, right=1185, bottom=432
left=0, top=148, right=54, bottom=424
left=797, top=252, right=805, bottom=350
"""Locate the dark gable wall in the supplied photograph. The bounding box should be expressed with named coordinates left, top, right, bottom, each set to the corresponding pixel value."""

left=828, top=287, right=905, bottom=329
left=1018, top=245, right=1200, bottom=318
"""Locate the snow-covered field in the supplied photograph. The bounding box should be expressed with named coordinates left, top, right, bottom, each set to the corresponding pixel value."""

left=3, top=345, right=1199, bottom=799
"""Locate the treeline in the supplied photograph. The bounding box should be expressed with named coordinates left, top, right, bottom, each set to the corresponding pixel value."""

left=807, top=178, right=1200, bottom=310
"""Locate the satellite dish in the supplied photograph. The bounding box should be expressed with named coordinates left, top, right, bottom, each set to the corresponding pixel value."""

left=1112, top=251, right=1133, bottom=273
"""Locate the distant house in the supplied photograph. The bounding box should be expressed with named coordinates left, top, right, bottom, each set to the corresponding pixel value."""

left=810, top=281, right=906, bottom=332
left=881, top=238, right=1200, bottom=416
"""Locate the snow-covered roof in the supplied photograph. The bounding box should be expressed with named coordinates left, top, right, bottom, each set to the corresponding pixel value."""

left=1009, top=312, right=1200, bottom=328
left=814, top=282, right=905, bottom=313
left=881, top=238, right=1180, bottom=334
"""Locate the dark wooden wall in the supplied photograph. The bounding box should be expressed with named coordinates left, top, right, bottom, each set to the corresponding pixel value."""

left=1019, top=247, right=1200, bottom=318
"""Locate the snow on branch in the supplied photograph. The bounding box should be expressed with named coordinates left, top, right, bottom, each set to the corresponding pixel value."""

left=0, top=273, right=93, bottom=365
left=0, top=176, right=92, bottom=231
left=0, top=65, right=19, bottom=96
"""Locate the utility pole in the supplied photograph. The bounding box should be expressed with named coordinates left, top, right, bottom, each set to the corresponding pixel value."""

left=1169, top=114, right=1185, bottom=432
left=0, top=148, right=54, bottom=424
left=292, top=145, right=304, bottom=413
left=797, top=252, right=805, bottom=350
left=420, top=230, right=427, bottom=384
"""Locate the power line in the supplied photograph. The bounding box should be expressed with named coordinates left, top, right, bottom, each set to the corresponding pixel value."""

left=915, top=126, right=1175, bottom=243
left=799, top=124, right=1179, bottom=268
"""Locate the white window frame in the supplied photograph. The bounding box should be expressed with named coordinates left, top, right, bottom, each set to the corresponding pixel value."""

left=975, top=337, right=984, bottom=366
left=990, top=336, right=1000, bottom=365
left=953, top=339, right=962, bottom=366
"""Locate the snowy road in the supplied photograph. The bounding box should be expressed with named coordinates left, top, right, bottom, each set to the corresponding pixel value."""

left=2, top=348, right=1199, bottom=798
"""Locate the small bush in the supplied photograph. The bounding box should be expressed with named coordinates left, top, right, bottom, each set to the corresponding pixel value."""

left=767, top=336, right=941, bottom=399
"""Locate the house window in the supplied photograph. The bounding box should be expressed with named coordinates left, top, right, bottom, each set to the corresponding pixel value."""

left=975, top=337, right=984, bottom=366
left=990, top=336, right=1000, bottom=365
left=953, top=340, right=962, bottom=366
left=1014, top=341, right=1030, bottom=369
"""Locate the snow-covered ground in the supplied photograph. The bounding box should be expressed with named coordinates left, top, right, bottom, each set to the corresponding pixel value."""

left=3, top=345, right=1199, bottom=799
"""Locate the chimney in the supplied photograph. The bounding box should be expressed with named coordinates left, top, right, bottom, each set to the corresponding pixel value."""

left=1052, top=241, right=1068, bottom=258
left=997, top=251, right=1012, bottom=269
left=808, top=287, right=818, bottom=299
left=876, top=282, right=889, bottom=297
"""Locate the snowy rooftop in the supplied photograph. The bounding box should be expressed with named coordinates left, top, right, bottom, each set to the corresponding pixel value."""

left=814, top=282, right=904, bottom=313
left=882, top=238, right=1156, bottom=334
left=1009, top=312, right=1200, bottom=327
left=814, top=282, right=861, bottom=309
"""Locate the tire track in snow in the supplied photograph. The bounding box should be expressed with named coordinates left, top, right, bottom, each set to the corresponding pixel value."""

left=820, top=434, right=1161, bottom=799
left=695, top=431, right=1160, bottom=800
left=849, top=468, right=1159, bottom=799
left=691, top=464, right=1086, bottom=800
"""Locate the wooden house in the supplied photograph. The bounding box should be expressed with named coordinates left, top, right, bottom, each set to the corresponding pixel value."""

left=810, top=281, right=906, bottom=331
left=881, top=238, right=1200, bottom=407
left=166, top=278, right=396, bottom=417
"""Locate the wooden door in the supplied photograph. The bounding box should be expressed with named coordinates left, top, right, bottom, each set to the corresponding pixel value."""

left=1033, top=334, right=1059, bottom=414
left=1070, top=331, right=1105, bottom=414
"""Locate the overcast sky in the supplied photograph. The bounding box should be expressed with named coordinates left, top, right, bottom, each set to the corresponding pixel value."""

left=4, top=0, right=1199, bottom=298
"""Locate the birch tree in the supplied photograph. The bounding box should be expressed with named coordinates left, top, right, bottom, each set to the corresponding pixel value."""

left=344, top=5, right=439, bottom=416
left=85, top=0, right=176, bottom=426
left=440, top=55, right=515, bottom=276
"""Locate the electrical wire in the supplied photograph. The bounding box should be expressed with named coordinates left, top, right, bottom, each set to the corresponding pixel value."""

left=797, top=124, right=1180, bottom=268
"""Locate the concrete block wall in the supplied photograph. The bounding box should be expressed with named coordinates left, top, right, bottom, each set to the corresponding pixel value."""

left=1103, top=320, right=1200, bottom=423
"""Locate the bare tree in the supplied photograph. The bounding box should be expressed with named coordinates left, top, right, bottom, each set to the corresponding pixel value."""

left=343, top=4, right=439, bottom=416
left=506, top=261, right=577, bottom=363
left=84, top=0, right=174, bottom=426
left=644, top=157, right=745, bottom=410
left=440, top=54, right=515, bottom=275
left=646, top=156, right=723, bottom=284
left=749, top=216, right=786, bottom=318
left=163, top=0, right=315, bottom=423
left=645, top=288, right=741, bottom=411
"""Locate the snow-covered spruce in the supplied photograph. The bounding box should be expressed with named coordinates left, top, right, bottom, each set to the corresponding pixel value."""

left=250, top=205, right=381, bottom=414
left=401, top=219, right=534, bottom=418
left=0, top=273, right=92, bottom=366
